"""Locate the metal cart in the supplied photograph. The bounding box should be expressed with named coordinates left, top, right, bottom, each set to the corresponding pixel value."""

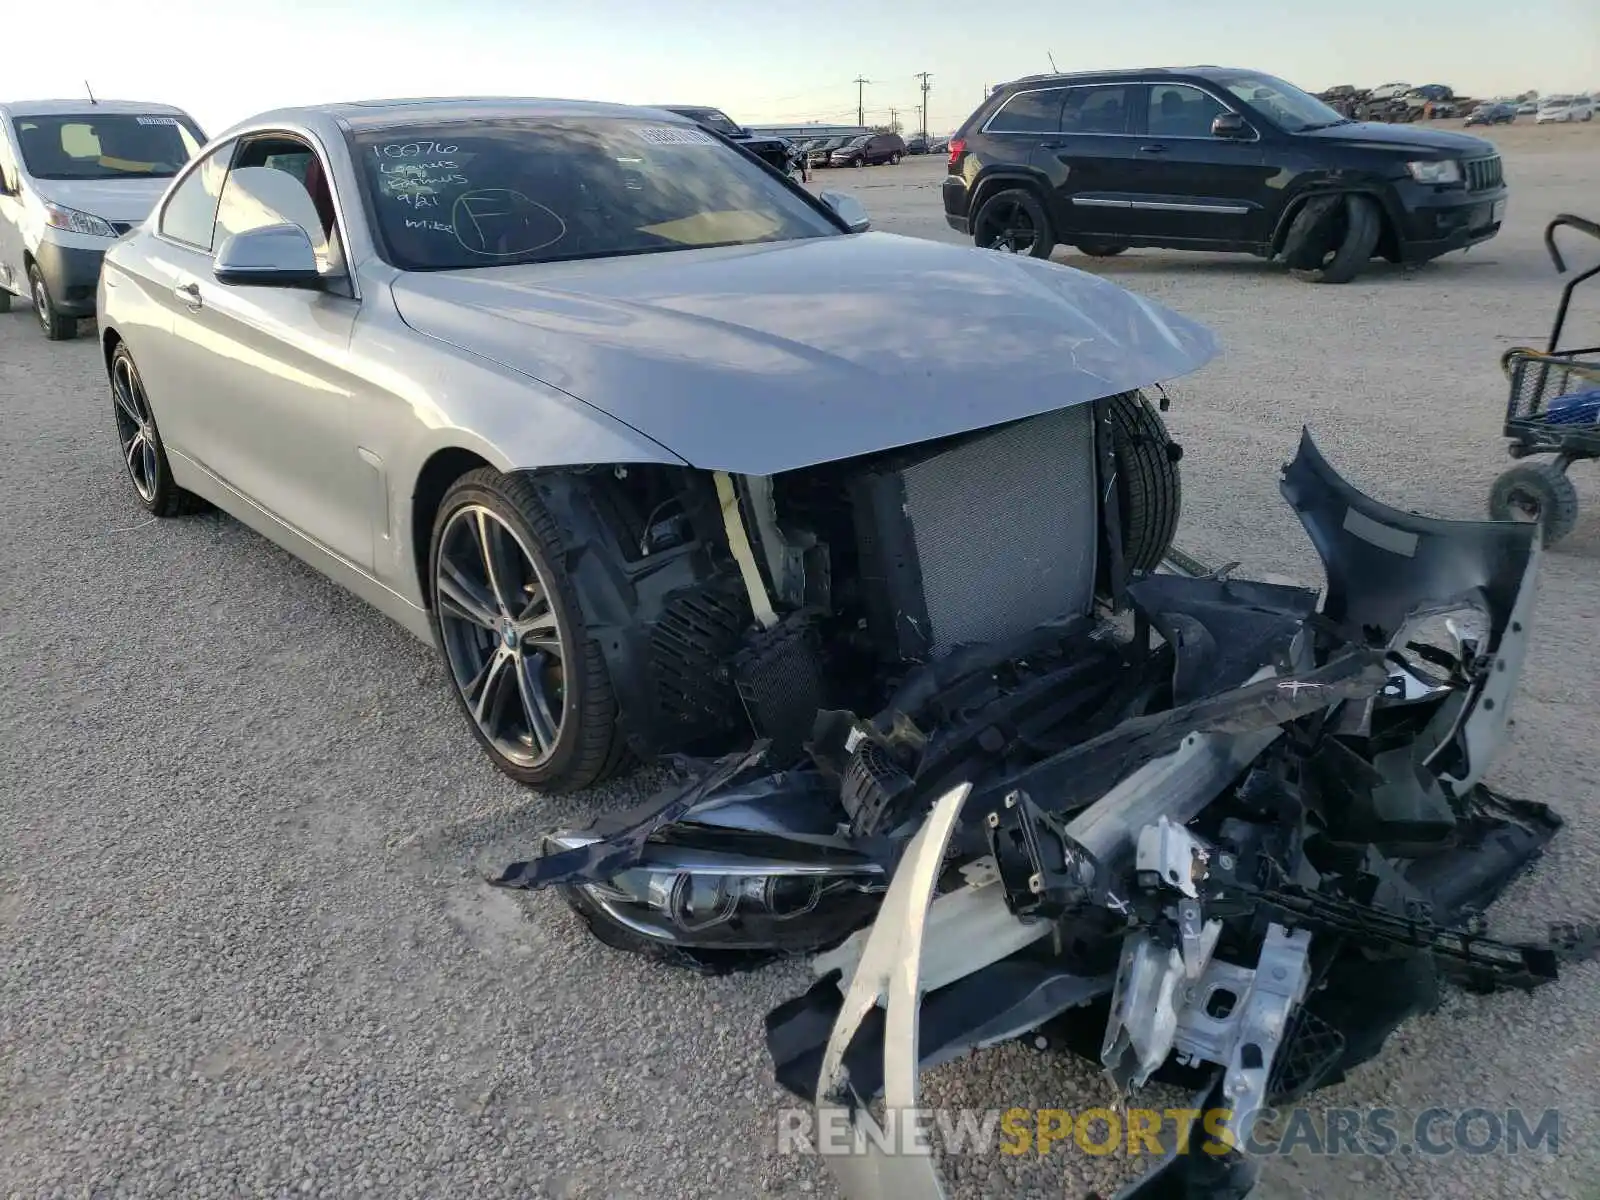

left=1489, top=214, right=1600, bottom=545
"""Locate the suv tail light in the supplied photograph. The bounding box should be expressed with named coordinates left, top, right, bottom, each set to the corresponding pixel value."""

left=947, top=137, right=966, bottom=169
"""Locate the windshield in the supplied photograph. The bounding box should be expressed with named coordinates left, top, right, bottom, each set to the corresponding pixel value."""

left=1541, top=96, right=1572, bottom=106
left=840, top=136, right=868, bottom=149
left=354, top=118, right=842, bottom=272
left=1214, top=72, right=1350, bottom=132
left=12, top=113, right=203, bottom=180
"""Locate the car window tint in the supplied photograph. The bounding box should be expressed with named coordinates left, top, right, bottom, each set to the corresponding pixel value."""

left=1062, top=86, right=1130, bottom=135
left=13, top=114, right=202, bottom=181
left=1147, top=85, right=1229, bottom=137
left=158, top=141, right=233, bottom=250
left=353, top=117, right=840, bottom=272
left=989, top=89, right=1065, bottom=133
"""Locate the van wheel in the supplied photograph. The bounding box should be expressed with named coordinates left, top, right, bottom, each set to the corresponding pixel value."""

left=1106, top=390, right=1182, bottom=574
left=30, top=265, right=77, bottom=340
left=973, top=187, right=1055, bottom=258
left=1284, top=194, right=1381, bottom=284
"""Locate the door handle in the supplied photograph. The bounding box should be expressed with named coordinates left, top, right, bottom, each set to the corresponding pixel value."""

left=1140, top=143, right=1169, bottom=153
left=174, top=281, right=202, bottom=308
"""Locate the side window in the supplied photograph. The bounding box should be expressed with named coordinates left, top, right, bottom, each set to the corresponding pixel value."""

left=1062, top=86, right=1131, bottom=135
left=988, top=88, right=1066, bottom=134
left=1147, top=85, right=1230, bottom=138
left=158, top=141, right=234, bottom=250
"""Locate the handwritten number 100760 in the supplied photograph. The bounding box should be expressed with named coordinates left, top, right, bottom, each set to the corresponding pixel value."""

left=373, top=142, right=460, bottom=159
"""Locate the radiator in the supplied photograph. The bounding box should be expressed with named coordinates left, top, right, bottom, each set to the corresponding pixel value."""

left=851, top=403, right=1100, bottom=660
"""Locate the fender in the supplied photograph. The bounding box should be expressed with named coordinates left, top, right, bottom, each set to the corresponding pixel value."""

left=1269, top=180, right=1404, bottom=257
left=964, top=164, right=1054, bottom=220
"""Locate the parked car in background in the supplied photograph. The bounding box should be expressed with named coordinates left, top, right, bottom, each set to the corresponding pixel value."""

left=1465, top=102, right=1517, bottom=127
left=1368, top=81, right=1412, bottom=101
left=943, top=66, right=1508, bottom=283
left=904, top=135, right=929, bottom=154
left=1516, top=100, right=1539, bottom=115
left=655, top=105, right=797, bottom=172
left=806, top=136, right=851, bottom=168
left=829, top=132, right=906, bottom=167
left=0, top=99, right=206, bottom=339
left=1536, top=95, right=1594, bottom=123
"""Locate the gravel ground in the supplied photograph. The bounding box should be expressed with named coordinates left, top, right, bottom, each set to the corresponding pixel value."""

left=2, top=120, right=1598, bottom=1200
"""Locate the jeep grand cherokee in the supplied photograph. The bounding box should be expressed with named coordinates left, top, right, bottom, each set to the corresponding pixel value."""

left=942, top=67, right=1509, bottom=283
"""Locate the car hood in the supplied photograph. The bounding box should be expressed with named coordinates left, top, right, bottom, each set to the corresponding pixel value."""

left=27, top=175, right=172, bottom=223
left=1297, top=120, right=1496, bottom=157
left=389, top=232, right=1219, bottom=475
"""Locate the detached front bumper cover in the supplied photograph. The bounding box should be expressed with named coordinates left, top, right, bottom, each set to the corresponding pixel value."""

left=490, top=430, right=1598, bottom=1199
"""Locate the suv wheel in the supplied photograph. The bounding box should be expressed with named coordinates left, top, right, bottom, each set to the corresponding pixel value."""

left=890, top=151, right=902, bottom=165
left=972, top=188, right=1055, bottom=259
left=1283, top=193, right=1381, bottom=285
left=1075, top=238, right=1130, bottom=258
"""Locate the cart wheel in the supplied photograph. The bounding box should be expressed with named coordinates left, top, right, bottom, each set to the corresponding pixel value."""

left=1489, top=462, right=1579, bottom=545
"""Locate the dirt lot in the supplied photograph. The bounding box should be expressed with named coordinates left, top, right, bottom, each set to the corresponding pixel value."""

left=2, top=121, right=1598, bottom=1200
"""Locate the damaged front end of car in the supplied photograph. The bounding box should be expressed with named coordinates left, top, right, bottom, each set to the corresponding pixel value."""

left=490, top=428, right=1594, bottom=1198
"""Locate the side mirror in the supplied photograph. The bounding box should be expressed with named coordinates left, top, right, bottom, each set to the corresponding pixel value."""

left=213, top=223, right=323, bottom=288
left=1212, top=112, right=1252, bottom=139
left=820, top=190, right=870, bottom=233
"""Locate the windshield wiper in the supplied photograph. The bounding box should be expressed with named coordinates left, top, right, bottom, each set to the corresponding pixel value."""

left=1300, top=119, right=1355, bottom=131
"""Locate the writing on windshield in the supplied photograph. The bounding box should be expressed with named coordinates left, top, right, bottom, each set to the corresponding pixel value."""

left=12, top=114, right=203, bottom=180
left=355, top=118, right=840, bottom=272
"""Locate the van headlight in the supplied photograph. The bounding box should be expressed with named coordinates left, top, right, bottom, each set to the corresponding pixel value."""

left=43, top=202, right=119, bottom=237
left=1406, top=159, right=1462, bottom=185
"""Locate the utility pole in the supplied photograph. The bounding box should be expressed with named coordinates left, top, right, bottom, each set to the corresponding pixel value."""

left=854, top=76, right=870, bottom=127
left=915, top=71, right=932, bottom=140
left=889, top=106, right=898, bottom=133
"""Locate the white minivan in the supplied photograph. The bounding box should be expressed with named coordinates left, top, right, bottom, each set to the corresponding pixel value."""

left=1535, top=94, right=1594, bottom=124
left=0, top=100, right=206, bottom=339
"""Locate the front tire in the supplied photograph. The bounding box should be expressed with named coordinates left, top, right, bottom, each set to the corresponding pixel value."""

left=1106, top=390, right=1182, bottom=573
left=1284, top=193, right=1381, bottom=284
left=110, top=344, right=205, bottom=517
left=30, top=265, right=78, bottom=340
left=972, top=187, right=1055, bottom=258
left=430, top=468, right=628, bottom=792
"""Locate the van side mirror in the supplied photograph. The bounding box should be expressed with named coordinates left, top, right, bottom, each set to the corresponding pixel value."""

left=1212, top=112, right=1252, bottom=139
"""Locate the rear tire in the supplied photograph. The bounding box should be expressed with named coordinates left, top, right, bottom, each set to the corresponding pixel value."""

left=109, top=343, right=206, bottom=518
left=1488, top=462, right=1579, bottom=545
left=1106, top=390, right=1182, bottom=573
left=429, top=468, right=629, bottom=792
left=972, top=187, right=1055, bottom=258
left=1285, top=194, right=1382, bottom=284
left=30, top=265, right=78, bottom=340
left=1075, top=238, right=1130, bottom=257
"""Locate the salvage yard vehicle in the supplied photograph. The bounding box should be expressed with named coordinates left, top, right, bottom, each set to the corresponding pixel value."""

left=828, top=131, right=907, bottom=167
left=493, top=382, right=1600, bottom=1199
left=655, top=105, right=798, bottom=174
left=1465, top=101, right=1518, bottom=127
left=1489, top=214, right=1600, bottom=545
left=1535, top=94, right=1594, bottom=124
left=96, top=96, right=1190, bottom=791
left=0, top=99, right=206, bottom=339
left=941, top=66, right=1509, bottom=283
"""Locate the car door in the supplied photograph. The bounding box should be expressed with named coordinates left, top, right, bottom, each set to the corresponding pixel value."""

left=0, top=123, right=26, bottom=298
left=1116, top=83, right=1272, bottom=246
left=1018, top=84, right=1143, bottom=239
left=145, top=132, right=374, bottom=570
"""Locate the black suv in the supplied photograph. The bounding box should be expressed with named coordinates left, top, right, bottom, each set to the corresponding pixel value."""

left=657, top=106, right=797, bottom=174
left=829, top=132, right=907, bottom=167
left=943, top=67, right=1509, bottom=283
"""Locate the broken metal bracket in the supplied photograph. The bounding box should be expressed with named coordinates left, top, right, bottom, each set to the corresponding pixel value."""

left=714, top=470, right=779, bottom=630
left=982, top=788, right=1099, bottom=920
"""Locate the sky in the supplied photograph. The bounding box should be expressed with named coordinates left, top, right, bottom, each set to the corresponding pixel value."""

left=8, top=0, right=1599, bottom=137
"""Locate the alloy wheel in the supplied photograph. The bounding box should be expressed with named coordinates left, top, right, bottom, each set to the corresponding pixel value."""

left=111, top=354, right=160, bottom=503
left=436, top=504, right=569, bottom=768
left=978, top=199, right=1037, bottom=254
